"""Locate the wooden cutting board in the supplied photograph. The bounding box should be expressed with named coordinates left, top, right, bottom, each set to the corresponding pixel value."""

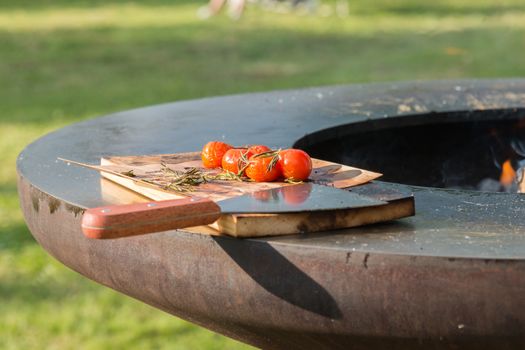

left=72, top=152, right=414, bottom=237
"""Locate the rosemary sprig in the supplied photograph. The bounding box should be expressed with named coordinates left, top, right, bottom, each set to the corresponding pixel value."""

left=142, top=163, right=254, bottom=193
left=252, top=149, right=281, bottom=172
left=267, top=153, right=280, bottom=173
left=251, top=149, right=280, bottom=159
left=120, top=170, right=136, bottom=177
left=153, top=163, right=208, bottom=192
left=284, top=178, right=304, bottom=184
left=237, top=149, right=251, bottom=176
left=207, top=170, right=245, bottom=182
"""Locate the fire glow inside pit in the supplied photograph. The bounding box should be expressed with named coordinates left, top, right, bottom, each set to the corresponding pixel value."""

left=298, top=108, right=525, bottom=192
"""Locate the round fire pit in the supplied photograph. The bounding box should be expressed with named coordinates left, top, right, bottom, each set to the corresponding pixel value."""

left=17, top=79, right=525, bottom=349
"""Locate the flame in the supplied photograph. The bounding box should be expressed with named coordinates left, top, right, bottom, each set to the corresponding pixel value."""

left=499, top=159, right=516, bottom=186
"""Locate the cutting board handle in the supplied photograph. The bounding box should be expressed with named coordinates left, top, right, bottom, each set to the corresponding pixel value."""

left=81, top=197, right=221, bottom=239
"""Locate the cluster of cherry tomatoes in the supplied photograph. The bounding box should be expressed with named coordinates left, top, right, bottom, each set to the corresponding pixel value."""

left=201, top=141, right=312, bottom=182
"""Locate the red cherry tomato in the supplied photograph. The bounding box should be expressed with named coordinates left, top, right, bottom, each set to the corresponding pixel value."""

left=246, top=144, right=271, bottom=157
left=278, top=149, right=312, bottom=181
left=245, top=154, right=282, bottom=182
left=201, top=141, right=232, bottom=168
left=221, top=148, right=249, bottom=174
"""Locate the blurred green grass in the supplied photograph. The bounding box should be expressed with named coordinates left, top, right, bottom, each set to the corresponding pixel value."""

left=1, top=0, right=524, bottom=349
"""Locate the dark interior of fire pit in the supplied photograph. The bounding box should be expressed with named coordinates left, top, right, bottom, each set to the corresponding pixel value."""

left=297, top=108, right=525, bottom=192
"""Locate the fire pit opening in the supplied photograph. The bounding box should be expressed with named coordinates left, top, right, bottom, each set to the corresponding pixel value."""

left=297, top=108, right=525, bottom=192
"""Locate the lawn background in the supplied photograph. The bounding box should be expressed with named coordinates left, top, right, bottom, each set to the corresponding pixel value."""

left=1, top=0, right=524, bottom=349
